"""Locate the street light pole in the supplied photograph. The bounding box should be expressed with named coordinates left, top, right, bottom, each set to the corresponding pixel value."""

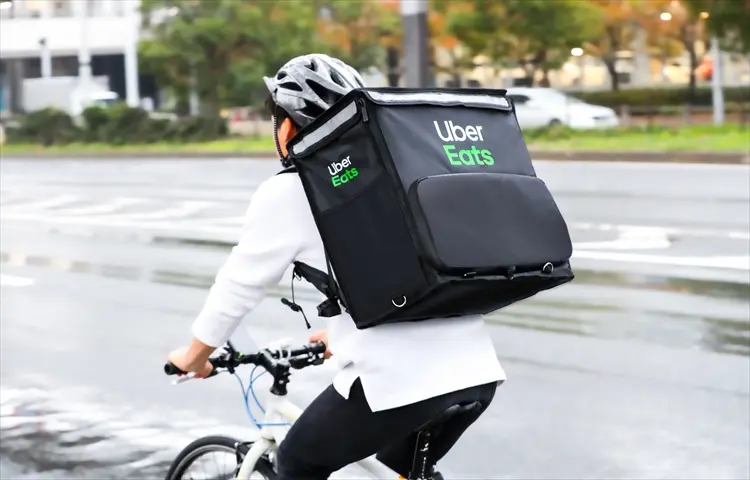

left=401, top=0, right=429, bottom=88
left=77, top=0, right=92, bottom=95
left=710, top=36, right=724, bottom=125
left=124, top=0, right=141, bottom=107
left=40, top=1, right=52, bottom=78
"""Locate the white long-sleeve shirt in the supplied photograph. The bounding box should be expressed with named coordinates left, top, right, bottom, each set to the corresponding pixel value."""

left=192, top=171, right=506, bottom=412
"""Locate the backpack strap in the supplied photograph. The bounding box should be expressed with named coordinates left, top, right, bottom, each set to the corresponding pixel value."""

left=292, top=258, right=345, bottom=318
left=277, top=164, right=344, bottom=317
left=277, top=166, right=298, bottom=175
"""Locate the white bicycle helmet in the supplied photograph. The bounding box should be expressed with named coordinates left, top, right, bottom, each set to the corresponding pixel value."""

left=263, top=53, right=365, bottom=129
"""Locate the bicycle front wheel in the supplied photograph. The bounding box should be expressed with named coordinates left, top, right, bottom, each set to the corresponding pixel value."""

left=165, top=435, right=276, bottom=480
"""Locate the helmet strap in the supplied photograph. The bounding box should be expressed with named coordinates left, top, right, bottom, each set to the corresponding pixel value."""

left=273, top=113, right=292, bottom=168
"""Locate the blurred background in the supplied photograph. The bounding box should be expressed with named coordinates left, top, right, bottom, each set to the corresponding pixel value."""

left=0, top=1, right=749, bottom=479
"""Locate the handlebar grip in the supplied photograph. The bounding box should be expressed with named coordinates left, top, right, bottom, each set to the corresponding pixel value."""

left=309, top=341, right=327, bottom=356
left=288, top=342, right=327, bottom=357
left=164, top=362, right=187, bottom=376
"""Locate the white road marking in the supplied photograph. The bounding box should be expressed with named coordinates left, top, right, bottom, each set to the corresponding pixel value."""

left=2, top=194, right=80, bottom=213
left=59, top=197, right=147, bottom=216
left=571, top=222, right=750, bottom=241
left=104, top=200, right=214, bottom=220
left=1, top=212, right=238, bottom=236
left=573, top=227, right=672, bottom=250
left=211, top=216, right=246, bottom=225
left=0, top=274, right=35, bottom=287
left=2, top=202, right=749, bottom=272
left=573, top=250, right=750, bottom=271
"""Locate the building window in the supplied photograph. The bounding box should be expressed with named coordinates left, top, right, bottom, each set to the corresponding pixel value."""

left=52, top=56, right=78, bottom=76
left=53, top=0, right=73, bottom=17
left=23, top=58, right=42, bottom=79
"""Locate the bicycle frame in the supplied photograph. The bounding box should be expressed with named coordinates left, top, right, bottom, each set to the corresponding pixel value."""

left=237, top=389, right=400, bottom=479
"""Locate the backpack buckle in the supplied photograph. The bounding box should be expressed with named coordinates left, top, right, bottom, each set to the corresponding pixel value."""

left=317, top=298, right=342, bottom=317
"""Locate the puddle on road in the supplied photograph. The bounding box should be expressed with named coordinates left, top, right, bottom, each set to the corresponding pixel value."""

left=0, top=387, right=176, bottom=479
left=150, top=236, right=235, bottom=250
left=2, top=251, right=748, bottom=357
left=0, top=384, right=365, bottom=480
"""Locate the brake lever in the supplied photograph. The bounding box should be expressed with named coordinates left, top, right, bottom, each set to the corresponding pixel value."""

left=223, top=341, right=239, bottom=374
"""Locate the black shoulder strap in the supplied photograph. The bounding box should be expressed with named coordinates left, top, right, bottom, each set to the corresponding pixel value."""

left=278, top=164, right=344, bottom=317
left=292, top=258, right=345, bottom=318
left=277, top=166, right=298, bottom=175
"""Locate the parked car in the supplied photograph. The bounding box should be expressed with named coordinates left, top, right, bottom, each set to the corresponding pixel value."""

left=506, top=87, right=620, bottom=130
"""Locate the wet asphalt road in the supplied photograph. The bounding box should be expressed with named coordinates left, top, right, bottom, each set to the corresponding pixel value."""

left=1, top=158, right=749, bottom=480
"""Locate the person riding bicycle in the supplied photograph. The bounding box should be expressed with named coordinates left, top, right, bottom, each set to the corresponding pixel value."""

left=167, top=53, right=506, bottom=480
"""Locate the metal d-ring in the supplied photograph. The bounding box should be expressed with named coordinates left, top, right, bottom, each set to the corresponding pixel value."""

left=392, top=296, right=407, bottom=308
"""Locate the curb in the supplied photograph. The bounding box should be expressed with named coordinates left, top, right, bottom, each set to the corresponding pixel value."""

left=1, top=149, right=748, bottom=164
left=528, top=150, right=750, bottom=165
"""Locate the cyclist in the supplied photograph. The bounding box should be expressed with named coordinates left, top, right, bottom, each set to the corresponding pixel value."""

left=167, top=53, right=506, bottom=480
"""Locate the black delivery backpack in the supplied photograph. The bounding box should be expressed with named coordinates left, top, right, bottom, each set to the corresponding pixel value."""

left=285, top=87, right=574, bottom=330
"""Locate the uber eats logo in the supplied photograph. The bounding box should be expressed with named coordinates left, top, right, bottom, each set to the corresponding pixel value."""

left=328, top=155, right=359, bottom=187
left=434, top=121, right=495, bottom=166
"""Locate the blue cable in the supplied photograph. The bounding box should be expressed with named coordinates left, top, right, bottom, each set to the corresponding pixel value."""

left=250, top=366, right=267, bottom=413
left=236, top=366, right=291, bottom=428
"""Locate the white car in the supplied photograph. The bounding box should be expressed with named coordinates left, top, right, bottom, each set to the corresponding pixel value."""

left=506, top=87, right=620, bottom=130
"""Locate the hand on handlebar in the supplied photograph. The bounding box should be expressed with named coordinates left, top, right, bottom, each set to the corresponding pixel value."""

left=167, top=346, right=215, bottom=378
left=309, top=330, right=332, bottom=359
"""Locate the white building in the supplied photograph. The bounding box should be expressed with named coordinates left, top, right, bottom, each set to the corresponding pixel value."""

left=0, top=0, right=152, bottom=113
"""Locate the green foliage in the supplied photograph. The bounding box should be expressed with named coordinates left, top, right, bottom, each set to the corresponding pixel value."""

left=7, top=108, right=81, bottom=146
left=522, top=123, right=748, bottom=152
left=81, top=106, right=111, bottom=142
left=442, top=0, right=602, bottom=82
left=682, top=0, right=750, bottom=52
left=7, top=106, right=228, bottom=146
left=316, top=1, right=397, bottom=72
left=569, top=86, right=750, bottom=107
left=138, top=0, right=333, bottom=113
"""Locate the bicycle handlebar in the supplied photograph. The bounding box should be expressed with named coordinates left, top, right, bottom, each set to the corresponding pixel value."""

left=163, top=341, right=327, bottom=379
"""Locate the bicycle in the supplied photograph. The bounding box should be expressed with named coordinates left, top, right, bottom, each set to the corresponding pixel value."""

left=163, top=339, right=476, bottom=480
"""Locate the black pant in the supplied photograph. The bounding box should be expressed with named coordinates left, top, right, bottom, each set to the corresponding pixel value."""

left=276, top=379, right=499, bottom=479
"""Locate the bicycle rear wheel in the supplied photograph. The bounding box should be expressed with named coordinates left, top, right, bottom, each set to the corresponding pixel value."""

left=165, top=435, right=276, bottom=480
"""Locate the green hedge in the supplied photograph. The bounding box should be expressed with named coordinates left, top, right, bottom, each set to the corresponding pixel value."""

left=6, top=106, right=228, bottom=146
left=568, top=86, right=750, bottom=108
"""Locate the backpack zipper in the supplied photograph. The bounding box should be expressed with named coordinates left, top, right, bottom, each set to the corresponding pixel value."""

left=358, top=98, right=369, bottom=122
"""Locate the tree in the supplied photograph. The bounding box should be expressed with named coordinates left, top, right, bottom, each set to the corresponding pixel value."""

left=682, top=0, right=750, bottom=53
left=317, top=0, right=401, bottom=74
left=139, top=0, right=324, bottom=115
left=503, top=0, right=602, bottom=86
left=430, top=1, right=479, bottom=86
left=440, top=0, right=601, bottom=87
left=638, top=0, right=707, bottom=99
left=584, top=0, right=640, bottom=91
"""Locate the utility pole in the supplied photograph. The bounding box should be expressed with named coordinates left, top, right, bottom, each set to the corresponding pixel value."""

left=124, top=0, right=141, bottom=107
left=77, top=0, right=92, bottom=95
left=401, top=0, right=429, bottom=88
left=710, top=36, right=724, bottom=125
left=40, top=1, right=52, bottom=78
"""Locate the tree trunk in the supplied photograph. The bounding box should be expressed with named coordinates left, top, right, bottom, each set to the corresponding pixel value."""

left=450, top=50, right=462, bottom=87
left=688, top=48, right=698, bottom=103
left=201, top=86, right=221, bottom=117
left=604, top=27, right=621, bottom=92
left=386, top=47, right=400, bottom=87
left=683, top=25, right=699, bottom=105
left=540, top=67, right=551, bottom=87
left=604, top=57, right=619, bottom=91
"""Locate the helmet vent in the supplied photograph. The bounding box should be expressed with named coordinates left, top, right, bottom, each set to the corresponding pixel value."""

left=279, top=81, right=303, bottom=92
left=307, top=79, right=343, bottom=105
left=329, top=69, right=345, bottom=87
left=299, top=100, right=325, bottom=119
